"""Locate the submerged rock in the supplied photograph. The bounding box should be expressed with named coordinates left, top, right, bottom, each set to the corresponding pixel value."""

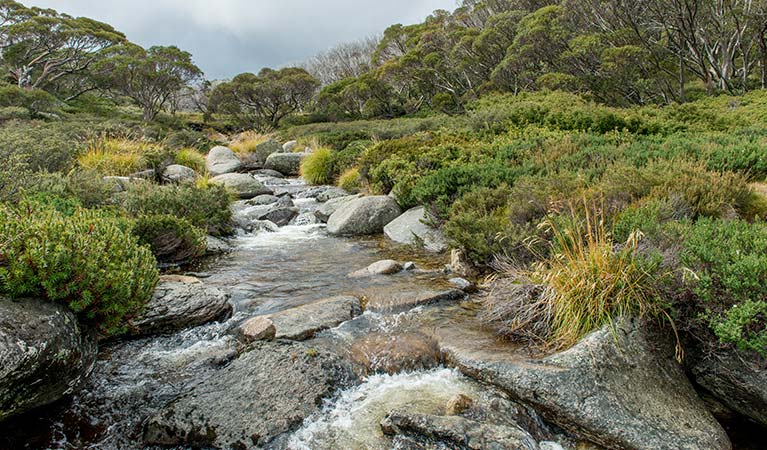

left=327, top=196, right=402, bottom=236
left=384, top=206, right=447, bottom=252
left=0, top=298, right=97, bottom=423
left=350, top=332, right=441, bottom=375
left=267, top=296, right=362, bottom=340
left=365, top=289, right=466, bottom=313
left=128, top=277, right=231, bottom=337
left=206, top=146, right=242, bottom=177
left=445, top=319, right=731, bottom=450
left=381, top=410, right=540, bottom=450
left=210, top=173, right=272, bottom=199
left=264, top=152, right=306, bottom=176
left=143, top=341, right=355, bottom=449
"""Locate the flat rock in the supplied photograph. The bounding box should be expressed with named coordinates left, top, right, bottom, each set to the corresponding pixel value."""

left=161, top=164, right=197, bottom=184
left=444, top=319, right=731, bottom=450
left=314, top=194, right=362, bottom=222
left=264, top=152, right=306, bottom=176
left=210, top=173, right=272, bottom=199
left=267, top=296, right=362, bottom=340
left=384, top=206, right=448, bottom=252
left=350, top=259, right=403, bottom=278
left=327, top=196, right=402, bottom=236
left=143, top=341, right=355, bottom=449
left=365, top=289, right=466, bottom=313
left=238, top=317, right=276, bottom=342
left=128, top=279, right=232, bottom=337
left=206, top=146, right=242, bottom=177
left=245, top=194, right=280, bottom=206
left=0, top=298, right=97, bottom=422
left=381, top=410, right=540, bottom=450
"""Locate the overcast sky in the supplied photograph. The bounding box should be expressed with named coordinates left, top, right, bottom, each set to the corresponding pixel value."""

left=27, top=0, right=457, bottom=79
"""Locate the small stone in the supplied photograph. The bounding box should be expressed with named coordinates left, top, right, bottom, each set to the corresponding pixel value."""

left=403, top=262, right=416, bottom=271
left=239, top=317, right=276, bottom=342
left=349, top=260, right=403, bottom=278
left=446, top=394, right=473, bottom=415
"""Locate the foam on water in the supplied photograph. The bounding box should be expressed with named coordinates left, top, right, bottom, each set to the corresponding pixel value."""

left=238, top=223, right=325, bottom=248
left=288, top=368, right=481, bottom=450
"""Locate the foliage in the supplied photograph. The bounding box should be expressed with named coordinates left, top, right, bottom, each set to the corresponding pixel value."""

left=0, top=201, right=158, bottom=335
left=0, top=85, right=58, bottom=116
left=337, top=167, right=363, bottom=193
left=300, top=147, right=334, bottom=185
left=132, top=214, right=206, bottom=264
left=118, top=182, right=234, bottom=236
left=78, top=136, right=171, bottom=176
left=174, top=147, right=206, bottom=173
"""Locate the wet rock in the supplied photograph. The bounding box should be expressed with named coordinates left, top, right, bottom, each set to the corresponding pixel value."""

left=366, top=289, right=466, bottom=313
left=234, top=213, right=280, bottom=234
left=238, top=317, right=276, bottom=342
left=264, top=152, right=306, bottom=176
left=688, top=349, right=767, bottom=426
left=245, top=194, right=280, bottom=206
left=445, top=319, right=731, bottom=450
left=267, top=296, right=362, bottom=341
left=161, top=164, right=197, bottom=184
left=143, top=341, right=355, bottom=449
left=314, top=194, right=362, bottom=222
left=128, top=278, right=232, bottom=337
left=206, top=146, right=242, bottom=177
left=449, top=277, right=477, bottom=293
left=350, top=332, right=441, bottom=375
left=252, top=169, right=284, bottom=178
left=384, top=206, right=447, bottom=252
left=291, top=212, right=321, bottom=226
left=205, top=236, right=231, bottom=256
left=350, top=259, right=403, bottom=278
left=260, top=207, right=299, bottom=226
left=446, top=394, right=474, bottom=415
left=210, top=173, right=272, bottom=199
left=282, top=140, right=298, bottom=152
left=380, top=410, right=540, bottom=450
left=0, top=297, right=97, bottom=422
left=327, top=196, right=402, bottom=236
left=275, top=195, right=294, bottom=207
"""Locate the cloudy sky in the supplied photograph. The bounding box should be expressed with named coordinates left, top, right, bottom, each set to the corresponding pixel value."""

left=27, top=0, right=457, bottom=79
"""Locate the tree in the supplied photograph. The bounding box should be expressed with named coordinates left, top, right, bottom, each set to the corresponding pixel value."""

left=210, top=67, right=319, bottom=131
left=0, top=1, right=125, bottom=94
left=303, top=36, right=380, bottom=85
left=95, top=44, right=202, bottom=121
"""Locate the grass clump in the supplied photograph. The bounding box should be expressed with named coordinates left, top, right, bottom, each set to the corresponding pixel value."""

left=0, top=201, right=158, bottom=336
left=78, top=137, right=171, bottom=176
left=230, top=131, right=275, bottom=155
left=337, top=167, right=363, bottom=193
left=174, top=147, right=207, bottom=173
left=300, top=147, right=334, bottom=185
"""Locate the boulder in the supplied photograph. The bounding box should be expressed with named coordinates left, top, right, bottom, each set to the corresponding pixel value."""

left=380, top=411, right=540, bottom=450
left=366, top=289, right=465, bottom=313
left=210, top=173, right=272, bottom=199
left=206, top=146, right=242, bottom=177
left=253, top=139, right=283, bottom=164
left=264, top=152, right=306, bottom=176
left=267, top=296, right=362, bottom=341
left=314, top=194, right=362, bottom=222
left=291, top=212, right=321, bottom=226
left=246, top=194, right=280, bottom=206
left=205, top=236, right=231, bottom=256
left=128, top=277, right=232, bottom=337
left=260, top=207, right=299, bottom=227
left=349, top=259, right=402, bottom=278
left=444, top=319, right=731, bottom=450
left=689, top=349, right=767, bottom=426
left=384, top=206, right=448, bottom=252
left=238, top=317, right=276, bottom=342
left=233, top=207, right=280, bottom=233
left=350, top=332, right=441, bottom=375
left=327, top=196, right=402, bottom=236
left=161, top=164, right=197, bottom=184
left=0, top=298, right=97, bottom=422
left=282, top=140, right=298, bottom=152
left=143, top=341, right=355, bottom=449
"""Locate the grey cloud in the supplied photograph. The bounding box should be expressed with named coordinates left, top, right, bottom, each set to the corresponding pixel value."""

left=27, top=0, right=457, bottom=78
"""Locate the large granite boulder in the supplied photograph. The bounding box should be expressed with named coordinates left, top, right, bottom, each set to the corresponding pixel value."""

left=143, top=341, right=356, bottom=449
left=688, top=349, right=767, bottom=426
left=161, top=164, right=197, bottom=184
left=264, top=152, right=306, bottom=176
left=314, top=194, right=362, bottom=222
left=327, top=196, right=402, bottom=236
left=444, top=319, right=731, bottom=450
left=384, top=206, right=447, bottom=252
left=267, top=296, right=362, bottom=340
left=206, top=146, right=242, bottom=177
left=127, top=277, right=231, bottom=337
left=209, top=173, right=272, bottom=199
left=0, top=297, right=97, bottom=422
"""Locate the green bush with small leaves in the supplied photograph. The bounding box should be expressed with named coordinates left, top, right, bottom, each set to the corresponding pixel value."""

left=132, top=214, right=207, bottom=264
left=0, top=202, right=158, bottom=335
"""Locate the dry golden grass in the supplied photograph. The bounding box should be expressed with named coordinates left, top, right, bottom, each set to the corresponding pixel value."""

left=78, top=137, right=166, bottom=176
left=230, top=131, right=276, bottom=155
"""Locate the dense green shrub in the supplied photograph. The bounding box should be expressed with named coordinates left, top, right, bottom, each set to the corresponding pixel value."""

left=679, top=218, right=767, bottom=357
left=118, top=182, right=234, bottom=236
left=0, top=202, right=158, bottom=335
left=132, top=214, right=206, bottom=264
left=0, top=120, right=86, bottom=172
left=0, top=85, right=58, bottom=116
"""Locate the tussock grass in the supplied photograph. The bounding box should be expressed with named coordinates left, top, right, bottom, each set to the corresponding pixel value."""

left=338, top=167, right=363, bottom=193
left=175, top=147, right=206, bottom=173
left=230, top=130, right=275, bottom=155
left=78, top=136, right=167, bottom=176
left=300, top=147, right=334, bottom=185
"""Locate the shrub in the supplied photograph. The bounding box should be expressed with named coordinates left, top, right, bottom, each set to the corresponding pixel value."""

left=0, top=85, right=58, bottom=116
left=78, top=137, right=172, bottom=176
left=175, top=147, right=207, bottom=173
left=118, top=182, right=234, bottom=236
left=300, top=147, right=334, bottom=185
left=0, top=120, right=86, bottom=172
left=0, top=202, right=158, bottom=335
left=337, top=167, right=363, bottom=193
left=132, top=214, right=206, bottom=264
left=679, top=218, right=767, bottom=357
